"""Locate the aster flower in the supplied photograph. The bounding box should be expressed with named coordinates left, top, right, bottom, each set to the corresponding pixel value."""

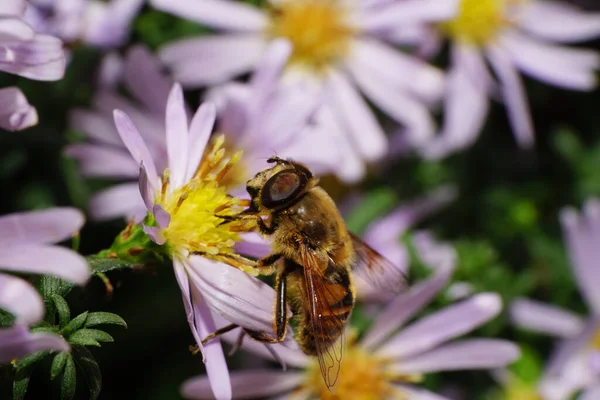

left=24, top=0, right=143, bottom=48
left=110, top=83, right=298, bottom=400
left=407, top=0, right=600, bottom=158
left=510, top=199, right=600, bottom=399
left=356, top=185, right=458, bottom=301
left=0, top=208, right=90, bottom=363
left=150, top=0, right=448, bottom=181
left=181, top=265, right=520, bottom=400
left=0, top=0, right=66, bottom=131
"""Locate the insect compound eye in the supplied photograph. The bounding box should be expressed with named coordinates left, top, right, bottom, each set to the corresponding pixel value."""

left=261, top=170, right=306, bottom=209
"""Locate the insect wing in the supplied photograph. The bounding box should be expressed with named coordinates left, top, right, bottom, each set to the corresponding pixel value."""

left=350, top=232, right=408, bottom=296
left=303, top=265, right=346, bottom=389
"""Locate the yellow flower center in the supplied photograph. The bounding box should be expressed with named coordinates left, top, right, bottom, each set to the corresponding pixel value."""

left=300, top=336, right=419, bottom=400
left=440, top=0, right=523, bottom=46
left=154, top=135, right=253, bottom=265
left=267, top=0, right=355, bottom=73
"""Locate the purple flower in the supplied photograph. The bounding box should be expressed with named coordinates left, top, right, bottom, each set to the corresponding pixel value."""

left=112, top=83, right=297, bottom=400
left=182, top=266, right=519, bottom=400
left=413, top=0, right=600, bottom=158
left=0, top=207, right=90, bottom=363
left=24, top=0, right=143, bottom=48
left=356, top=185, right=458, bottom=301
left=0, top=0, right=66, bottom=130
left=510, top=199, right=600, bottom=399
left=149, top=0, right=449, bottom=181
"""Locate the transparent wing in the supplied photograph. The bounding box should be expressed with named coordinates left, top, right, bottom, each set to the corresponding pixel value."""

left=350, top=232, right=408, bottom=295
left=302, top=264, right=346, bottom=389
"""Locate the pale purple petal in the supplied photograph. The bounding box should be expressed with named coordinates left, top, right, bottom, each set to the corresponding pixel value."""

left=89, top=182, right=146, bottom=221
left=142, top=225, right=165, bottom=245
left=359, top=0, right=458, bottom=31
left=0, top=0, right=26, bottom=16
left=165, top=83, right=189, bottom=188
left=350, top=38, right=445, bottom=102
left=518, top=1, right=600, bottom=43
left=186, top=257, right=294, bottom=344
left=0, top=325, right=70, bottom=364
left=510, top=297, right=585, bottom=338
left=82, top=0, right=143, bottom=48
left=124, top=45, right=173, bottom=115
left=0, top=273, right=43, bottom=325
left=391, top=339, right=520, bottom=373
left=69, top=109, right=122, bottom=146
left=150, top=0, right=267, bottom=32
left=0, top=86, right=37, bottom=131
left=189, top=284, right=232, bottom=400
left=209, top=83, right=251, bottom=142
left=327, top=69, right=387, bottom=161
left=185, top=103, right=216, bottom=183
left=560, top=200, right=600, bottom=313
left=159, top=35, right=266, bottom=87
left=248, top=39, right=292, bottom=115
left=0, top=34, right=65, bottom=81
left=152, top=204, right=171, bottom=228
left=138, top=164, right=153, bottom=211
left=412, top=231, right=457, bottom=272
left=421, top=44, right=490, bottom=159
left=113, top=109, right=159, bottom=187
left=0, top=207, right=83, bottom=247
left=377, top=293, right=502, bottom=359
left=347, top=58, right=435, bottom=149
left=0, top=18, right=34, bottom=41
left=234, top=232, right=271, bottom=259
left=486, top=44, right=535, bottom=148
left=0, top=244, right=89, bottom=285
left=361, top=265, right=453, bottom=350
left=182, top=370, right=304, bottom=400
left=580, top=385, right=600, bottom=400
left=98, top=51, right=123, bottom=88
left=64, top=144, right=138, bottom=178
left=173, top=260, right=204, bottom=352
left=501, top=31, right=599, bottom=91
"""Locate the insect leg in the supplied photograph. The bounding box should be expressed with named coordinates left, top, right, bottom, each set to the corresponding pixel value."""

left=255, top=253, right=282, bottom=275
left=201, top=323, right=239, bottom=345
left=244, top=268, right=289, bottom=343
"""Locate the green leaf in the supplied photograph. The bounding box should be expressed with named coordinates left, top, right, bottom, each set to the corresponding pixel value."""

left=31, top=325, right=60, bottom=335
left=51, top=295, right=71, bottom=328
left=39, top=276, right=75, bottom=305
left=345, top=188, right=397, bottom=234
left=87, top=257, right=134, bottom=274
left=62, top=311, right=88, bottom=338
left=69, top=329, right=114, bottom=347
left=72, top=345, right=102, bottom=400
left=61, top=354, right=77, bottom=400
left=13, top=366, right=33, bottom=400
left=84, top=312, right=127, bottom=329
left=13, top=350, right=50, bottom=400
left=51, top=352, right=69, bottom=380
left=0, top=308, right=15, bottom=328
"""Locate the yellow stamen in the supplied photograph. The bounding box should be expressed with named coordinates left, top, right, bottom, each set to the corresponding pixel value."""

left=502, top=381, right=542, bottom=400
left=153, top=135, right=255, bottom=271
left=440, top=0, right=524, bottom=46
left=267, top=0, right=355, bottom=73
left=300, top=333, right=417, bottom=400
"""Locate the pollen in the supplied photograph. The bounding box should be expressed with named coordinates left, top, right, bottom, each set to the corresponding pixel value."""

left=440, top=0, right=519, bottom=46
left=154, top=135, right=253, bottom=263
left=267, top=0, right=355, bottom=73
left=300, top=335, right=413, bottom=400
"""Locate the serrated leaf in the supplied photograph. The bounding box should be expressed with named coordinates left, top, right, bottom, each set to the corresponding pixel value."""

left=51, top=295, right=71, bottom=328
left=62, top=312, right=88, bottom=338
left=0, top=308, right=15, bottom=328
left=39, top=276, right=75, bottom=310
left=84, top=312, right=127, bottom=329
left=69, top=329, right=114, bottom=347
left=87, top=257, right=134, bottom=274
left=72, top=345, right=102, bottom=400
left=31, top=326, right=60, bottom=335
left=61, top=354, right=77, bottom=400
left=51, top=352, right=69, bottom=380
